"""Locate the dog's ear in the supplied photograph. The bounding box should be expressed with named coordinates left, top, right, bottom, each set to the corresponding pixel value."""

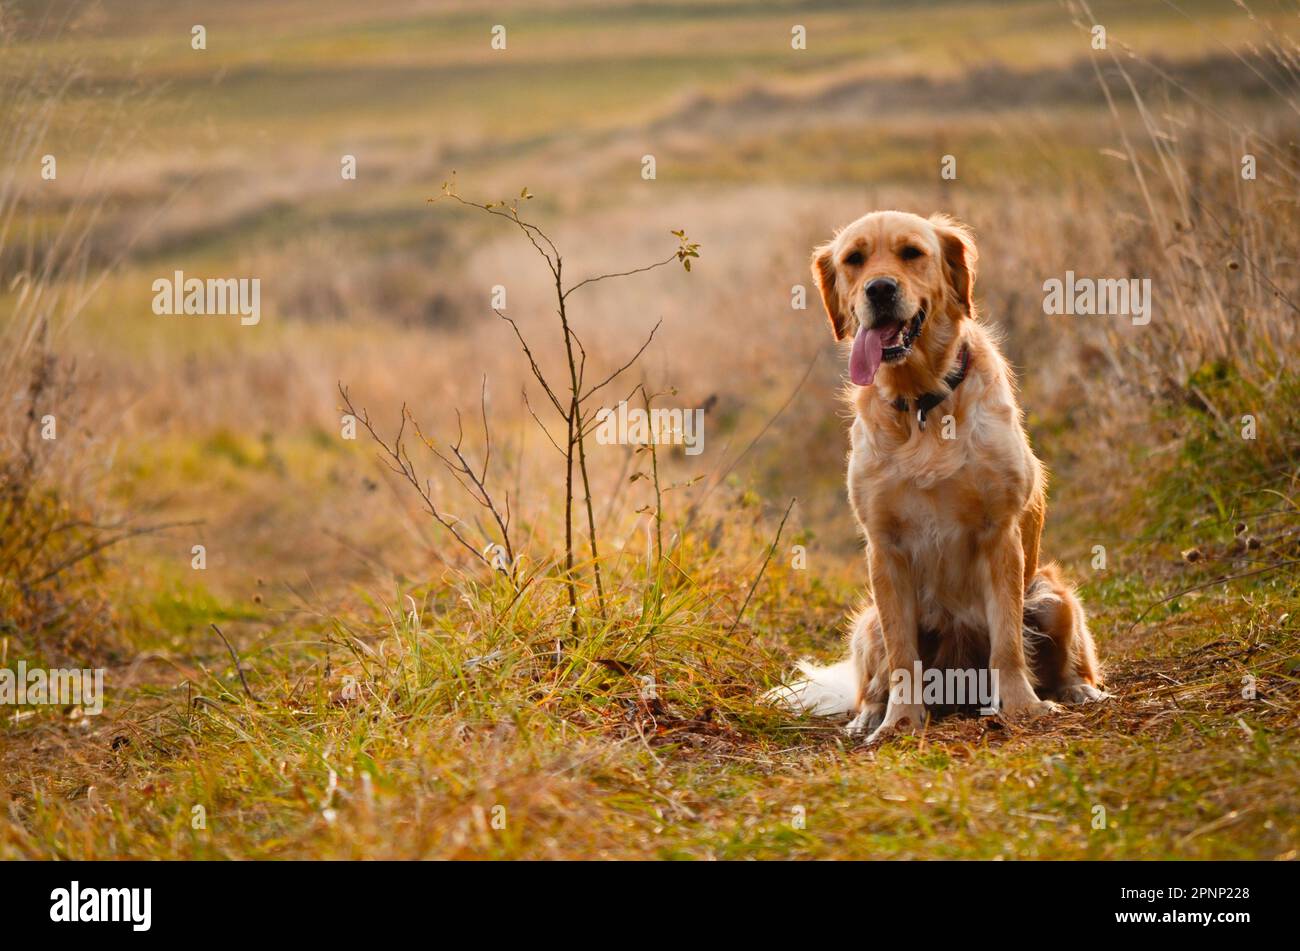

left=930, top=214, right=978, bottom=319
left=811, top=242, right=850, bottom=340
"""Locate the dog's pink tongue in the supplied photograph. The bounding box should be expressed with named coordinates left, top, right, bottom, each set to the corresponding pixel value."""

left=849, top=325, right=885, bottom=386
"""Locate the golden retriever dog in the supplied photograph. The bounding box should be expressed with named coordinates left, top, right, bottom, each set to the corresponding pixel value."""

left=769, top=211, right=1107, bottom=743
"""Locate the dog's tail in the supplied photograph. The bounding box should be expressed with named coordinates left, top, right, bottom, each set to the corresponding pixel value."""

left=762, top=658, right=857, bottom=717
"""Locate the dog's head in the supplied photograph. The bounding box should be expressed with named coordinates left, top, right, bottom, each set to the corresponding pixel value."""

left=811, top=211, right=977, bottom=389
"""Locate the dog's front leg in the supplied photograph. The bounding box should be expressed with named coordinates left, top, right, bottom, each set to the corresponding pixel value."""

left=985, top=526, right=1056, bottom=718
left=857, top=541, right=927, bottom=741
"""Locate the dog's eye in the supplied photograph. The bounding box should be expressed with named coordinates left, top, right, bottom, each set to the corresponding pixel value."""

left=843, top=251, right=863, bottom=267
left=900, top=246, right=924, bottom=261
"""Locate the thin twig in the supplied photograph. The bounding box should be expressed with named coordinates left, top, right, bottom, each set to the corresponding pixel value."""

left=727, top=498, right=797, bottom=637
left=1127, top=559, right=1300, bottom=632
left=580, top=318, right=663, bottom=402
left=210, top=623, right=257, bottom=702
left=562, top=252, right=679, bottom=300
left=339, top=383, right=496, bottom=573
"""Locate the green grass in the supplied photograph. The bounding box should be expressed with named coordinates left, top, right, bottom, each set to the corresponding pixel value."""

left=3, top=444, right=1298, bottom=858
left=10, top=375, right=1296, bottom=861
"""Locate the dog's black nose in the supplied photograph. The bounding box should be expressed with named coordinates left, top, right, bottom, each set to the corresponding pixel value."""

left=865, top=277, right=898, bottom=306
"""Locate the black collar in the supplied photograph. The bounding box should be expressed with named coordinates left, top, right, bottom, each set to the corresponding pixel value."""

left=889, top=342, right=971, bottom=431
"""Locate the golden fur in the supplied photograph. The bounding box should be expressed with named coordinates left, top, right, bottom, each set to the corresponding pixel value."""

left=788, top=210, right=1106, bottom=741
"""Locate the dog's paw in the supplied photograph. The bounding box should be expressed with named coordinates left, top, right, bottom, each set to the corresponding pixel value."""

left=1024, top=699, right=1061, bottom=717
left=845, top=703, right=885, bottom=738
left=1057, top=683, right=1111, bottom=704
left=860, top=702, right=928, bottom=744
left=1000, top=698, right=1060, bottom=719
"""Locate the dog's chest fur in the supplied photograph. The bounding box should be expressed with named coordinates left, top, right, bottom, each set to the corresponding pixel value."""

left=847, top=364, right=1034, bottom=637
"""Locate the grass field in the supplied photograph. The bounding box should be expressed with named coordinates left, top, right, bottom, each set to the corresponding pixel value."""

left=2, top=0, right=1299, bottom=859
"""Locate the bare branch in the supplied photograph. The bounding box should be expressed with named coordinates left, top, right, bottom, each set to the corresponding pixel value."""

left=562, top=252, right=679, bottom=301
left=580, top=318, right=662, bottom=402
left=431, top=192, right=560, bottom=275
left=522, top=387, right=566, bottom=455
left=24, top=519, right=201, bottom=588
left=495, top=309, right=566, bottom=417
left=478, top=375, right=492, bottom=483
left=427, top=187, right=700, bottom=630
left=409, top=403, right=515, bottom=567
left=339, top=383, right=498, bottom=573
